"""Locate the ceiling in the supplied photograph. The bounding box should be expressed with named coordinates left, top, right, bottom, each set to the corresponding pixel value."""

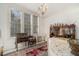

left=18, top=3, right=79, bottom=18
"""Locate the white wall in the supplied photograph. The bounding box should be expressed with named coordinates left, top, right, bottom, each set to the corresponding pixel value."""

left=0, top=4, right=41, bottom=54
left=39, top=17, right=45, bottom=35
left=44, top=7, right=79, bottom=42
left=0, top=4, right=9, bottom=50
left=0, top=5, right=3, bottom=48
left=1, top=3, right=79, bottom=55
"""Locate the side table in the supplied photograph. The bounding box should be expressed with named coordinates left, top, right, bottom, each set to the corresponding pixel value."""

left=0, top=47, right=3, bottom=56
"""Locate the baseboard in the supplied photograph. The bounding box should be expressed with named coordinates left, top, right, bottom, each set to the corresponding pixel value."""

left=3, top=46, right=28, bottom=56
left=3, top=48, right=16, bottom=55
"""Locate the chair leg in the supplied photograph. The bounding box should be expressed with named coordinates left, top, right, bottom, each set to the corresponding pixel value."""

left=15, top=41, right=18, bottom=52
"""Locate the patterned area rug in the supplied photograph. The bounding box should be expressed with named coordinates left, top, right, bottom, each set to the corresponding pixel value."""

left=5, top=42, right=48, bottom=56
left=6, top=49, right=48, bottom=56
left=48, top=37, right=74, bottom=56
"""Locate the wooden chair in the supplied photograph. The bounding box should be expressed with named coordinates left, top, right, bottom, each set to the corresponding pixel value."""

left=16, top=33, right=28, bottom=51
left=69, top=40, right=79, bottom=56
left=28, top=36, right=36, bottom=47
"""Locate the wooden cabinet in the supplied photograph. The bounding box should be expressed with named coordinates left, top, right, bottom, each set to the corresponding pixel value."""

left=50, top=24, right=75, bottom=39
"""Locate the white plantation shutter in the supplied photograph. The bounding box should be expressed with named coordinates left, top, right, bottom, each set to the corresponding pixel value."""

left=11, top=9, right=21, bottom=37
left=33, top=15, right=38, bottom=34
left=24, top=13, right=31, bottom=35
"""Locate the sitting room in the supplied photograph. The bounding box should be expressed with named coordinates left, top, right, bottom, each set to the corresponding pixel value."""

left=0, top=3, right=79, bottom=56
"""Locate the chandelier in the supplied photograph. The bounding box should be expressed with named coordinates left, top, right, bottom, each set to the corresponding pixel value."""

left=38, top=3, right=48, bottom=15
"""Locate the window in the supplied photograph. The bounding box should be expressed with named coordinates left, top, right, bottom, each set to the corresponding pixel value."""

left=33, top=15, right=38, bottom=34
left=10, top=9, right=38, bottom=37
left=11, top=9, right=21, bottom=37
left=24, top=13, right=31, bottom=35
